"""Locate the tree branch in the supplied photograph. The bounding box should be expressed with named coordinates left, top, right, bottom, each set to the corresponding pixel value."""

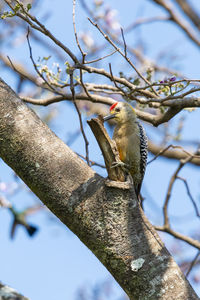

left=151, top=0, right=200, bottom=47
left=148, top=140, right=200, bottom=166
left=174, top=0, right=200, bottom=30
left=4, top=0, right=79, bottom=63
left=155, top=226, right=200, bottom=250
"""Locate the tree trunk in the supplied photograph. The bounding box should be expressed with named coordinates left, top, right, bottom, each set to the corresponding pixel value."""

left=0, top=78, right=198, bottom=300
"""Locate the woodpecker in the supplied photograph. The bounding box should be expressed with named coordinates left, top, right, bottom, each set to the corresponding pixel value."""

left=103, top=102, right=148, bottom=197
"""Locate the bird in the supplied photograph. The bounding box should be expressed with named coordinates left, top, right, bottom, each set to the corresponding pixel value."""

left=9, top=206, right=39, bottom=239
left=103, top=101, right=148, bottom=198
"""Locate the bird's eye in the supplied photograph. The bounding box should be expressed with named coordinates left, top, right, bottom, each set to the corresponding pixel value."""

left=115, top=108, right=120, bottom=112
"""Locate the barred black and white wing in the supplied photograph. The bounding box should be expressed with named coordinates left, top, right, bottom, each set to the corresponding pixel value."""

left=136, top=122, right=148, bottom=195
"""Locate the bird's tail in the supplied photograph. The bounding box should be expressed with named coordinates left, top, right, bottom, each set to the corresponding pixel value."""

left=26, top=225, right=38, bottom=237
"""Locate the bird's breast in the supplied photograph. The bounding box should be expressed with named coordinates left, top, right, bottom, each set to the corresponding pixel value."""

left=112, top=122, right=142, bottom=184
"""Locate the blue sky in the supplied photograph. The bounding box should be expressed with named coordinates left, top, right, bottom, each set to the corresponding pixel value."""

left=1, top=0, right=200, bottom=299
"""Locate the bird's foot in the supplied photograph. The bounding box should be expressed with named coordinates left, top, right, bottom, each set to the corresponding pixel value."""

left=111, top=161, right=130, bottom=173
left=110, top=161, right=133, bottom=185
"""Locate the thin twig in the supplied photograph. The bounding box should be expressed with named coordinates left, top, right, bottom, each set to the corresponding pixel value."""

left=175, top=0, right=200, bottom=30
left=125, top=16, right=170, bottom=32
left=26, top=27, right=57, bottom=93
left=155, top=225, right=200, bottom=250
left=163, top=164, right=182, bottom=227
left=152, top=0, right=200, bottom=48
left=6, top=55, right=36, bottom=83
left=120, top=27, right=127, bottom=57
left=4, top=0, right=79, bottom=63
left=77, top=153, right=105, bottom=169
left=75, top=64, right=157, bottom=99
left=163, top=151, right=196, bottom=227
left=72, top=0, right=94, bottom=102
left=5, top=55, right=65, bottom=93
left=109, top=63, right=128, bottom=98
left=186, top=251, right=200, bottom=277
left=69, top=68, right=90, bottom=165
left=88, top=18, right=158, bottom=97
left=148, top=140, right=200, bottom=166
left=72, top=0, right=86, bottom=62
left=177, top=176, right=200, bottom=218
left=85, top=50, right=117, bottom=64
left=147, top=144, right=200, bottom=165
left=79, top=0, right=180, bottom=76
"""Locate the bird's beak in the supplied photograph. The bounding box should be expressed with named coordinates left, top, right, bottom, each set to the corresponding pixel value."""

left=103, top=113, right=117, bottom=122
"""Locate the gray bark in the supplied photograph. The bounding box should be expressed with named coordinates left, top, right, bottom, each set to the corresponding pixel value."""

left=0, top=78, right=198, bottom=300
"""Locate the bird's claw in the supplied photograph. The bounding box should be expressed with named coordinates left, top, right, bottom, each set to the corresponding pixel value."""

left=111, top=161, right=130, bottom=173
left=111, top=161, right=133, bottom=184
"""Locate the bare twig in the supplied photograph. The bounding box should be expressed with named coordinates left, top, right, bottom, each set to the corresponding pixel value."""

left=85, top=50, right=117, bottom=64
left=148, top=144, right=200, bottom=165
left=163, top=163, right=182, bottom=227
left=163, top=150, right=197, bottom=227
left=88, top=18, right=158, bottom=96
left=4, top=0, right=79, bottom=63
left=175, top=0, right=200, bottom=30
left=69, top=68, right=90, bottom=165
left=148, top=140, right=200, bottom=166
left=109, top=63, right=128, bottom=98
left=26, top=27, right=57, bottom=93
left=75, top=64, right=157, bottom=99
left=72, top=0, right=86, bottom=62
left=120, top=27, right=127, bottom=57
left=79, top=0, right=176, bottom=76
left=77, top=152, right=105, bottom=169
left=155, top=225, right=200, bottom=250
left=186, top=251, right=200, bottom=277
left=151, top=0, right=200, bottom=47
left=5, top=55, right=38, bottom=84
left=177, top=176, right=200, bottom=218
left=125, top=16, right=170, bottom=32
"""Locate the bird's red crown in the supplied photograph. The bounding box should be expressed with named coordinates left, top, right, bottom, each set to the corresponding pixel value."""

left=110, top=102, right=118, bottom=111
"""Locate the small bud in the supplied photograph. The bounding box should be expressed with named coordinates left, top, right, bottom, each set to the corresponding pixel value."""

left=170, top=76, right=176, bottom=82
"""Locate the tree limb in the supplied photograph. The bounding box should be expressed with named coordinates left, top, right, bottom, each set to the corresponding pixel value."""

left=148, top=140, right=200, bottom=166
left=174, top=0, right=200, bottom=30
left=151, top=0, right=200, bottom=47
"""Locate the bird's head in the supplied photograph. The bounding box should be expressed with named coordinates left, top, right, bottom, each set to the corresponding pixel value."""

left=104, top=102, right=136, bottom=124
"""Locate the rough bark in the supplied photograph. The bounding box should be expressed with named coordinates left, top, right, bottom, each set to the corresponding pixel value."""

left=0, top=78, right=198, bottom=300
